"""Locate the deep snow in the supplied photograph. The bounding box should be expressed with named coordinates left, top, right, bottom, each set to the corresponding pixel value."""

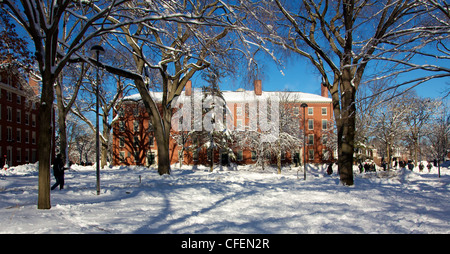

left=0, top=163, right=449, bottom=234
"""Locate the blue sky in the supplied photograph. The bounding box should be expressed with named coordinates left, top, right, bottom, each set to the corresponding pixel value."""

left=12, top=14, right=447, bottom=103
left=191, top=56, right=449, bottom=103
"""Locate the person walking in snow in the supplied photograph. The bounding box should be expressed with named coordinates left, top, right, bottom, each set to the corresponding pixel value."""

left=382, top=161, right=387, bottom=171
left=427, top=162, right=432, bottom=172
left=327, top=163, right=333, bottom=175
left=419, top=162, right=424, bottom=172
left=407, top=160, right=414, bottom=171
left=51, top=154, right=65, bottom=190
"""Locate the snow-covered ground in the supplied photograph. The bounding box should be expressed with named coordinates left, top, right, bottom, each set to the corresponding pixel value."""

left=1, top=162, right=449, bottom=234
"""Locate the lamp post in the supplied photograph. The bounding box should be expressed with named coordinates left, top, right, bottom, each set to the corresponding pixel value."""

left=301, top=103, right=308, bottom=180
left=91, top=45, right=104, bottom=195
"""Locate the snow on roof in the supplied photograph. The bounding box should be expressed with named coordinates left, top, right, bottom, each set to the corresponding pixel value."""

left=122, top=89, right=332, bottom=104
left=222, top=90, right=332, bottom=103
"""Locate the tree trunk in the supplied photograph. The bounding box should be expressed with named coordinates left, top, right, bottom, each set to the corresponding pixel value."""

left=37, top=77, right=54, bottom=209
left=155, top=126, right=171, bottom=175
left=386, top=142, right=391, bottom=170
left=133, top=78, right=172, bottom=175
left=157, top=102, right=173, bottom=175
left=55, top=80, right=68, bottom=167
left=338, top=70, right=356, bottom=186
left=57, top=107, right=67, bottom=165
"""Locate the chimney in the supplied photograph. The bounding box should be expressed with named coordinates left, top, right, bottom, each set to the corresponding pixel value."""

left=254, top=80, right=262, bottom=96
left=185, top=80, right=192, bottom=96
left=321, top=83, right=329, bottom=98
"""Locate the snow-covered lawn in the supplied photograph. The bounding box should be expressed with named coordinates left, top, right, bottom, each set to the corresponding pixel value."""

left=1, top=163, right=449, bottom=234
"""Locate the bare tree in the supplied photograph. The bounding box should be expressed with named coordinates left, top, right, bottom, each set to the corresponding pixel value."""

left=66, top=115, right=95, bottom=165
left=403, top=94, right=436, bottom=165
left=71, top=68, right=130, bottom=169
left=1, top=0, right=131, bottom=209
left=243, top=0, right=443, bottom=185
left=55, top=62, right=86, bottom=167
left=370, top=90, right=411, bottom=169
left=231, top=91, right=304, bottom=173
left=424, top=100, right=449, bottom=177
left=0, top=8, right=34, bottom=71
left=89, top=1, right=263, bottom=175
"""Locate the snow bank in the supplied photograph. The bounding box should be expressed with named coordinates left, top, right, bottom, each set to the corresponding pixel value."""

left=0, top=162, right=38, bottom=176
left=1, top=163, right=449, bottom=234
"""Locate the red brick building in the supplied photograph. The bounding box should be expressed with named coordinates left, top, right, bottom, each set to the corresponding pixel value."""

left=112, top=80, right=334, bottom=167
left=0, top=66, right=40, bottom=168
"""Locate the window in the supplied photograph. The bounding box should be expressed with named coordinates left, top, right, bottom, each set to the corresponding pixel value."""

left=25, top=149, right=29, bottom=162
left=16, top=148, right=21, bottom=162
left=308, top=149, right=314, bottom=160
left=322, top=120, right=328, bottom=130
left=32, top=149, right=37, bottom=163
left=308, top=107, right=313, bottom=115
left=16, top=109, right=21, bottom=124
left=25, top=130, right=29, bottom=143
left=25, top=112, right=29, bottom=125
left=17, top=95, right=21, bottom=104
left=32, top=131, right=36, bottom=144
left=193, top=150, right=199, bottom=161
left=6, top=91, right=12, bottom=102
left=237, top=150, right=243, bottom=161
left=119, top=151, right=125, bottom=161
left=236, top=106, right=242, bottom=116
left=7, top=127, right=12, bottom=141
left=119, top=136, right=125, bottom=147
left=118, top=107, right=124, bottom=118
left=251, top=151, right=257, bottom=161
left=16, top=129, right=21, bottom=143
left=133, top=120, right=139, bottom=132
left=133, top=136, right=139, bottom=147
left=236, top=119, right=243, bottom=130
left=32, top=114, right=36, bottom=127
left=134, top=151, right=139, bottom=162
left=119, top=121, right=125, bottom=132
left=293, top=107, right=299, bottom=115
left=308, top=134, right=314, bottom=145
left=322, top=107, right=327, bottom=115
left=7, top=147, right=12, bottom=165
left=7, top=107, right=12, bottom=122
left=308, top=119, right=314, bottom=130
left=149, top=136, right=154, bottom=146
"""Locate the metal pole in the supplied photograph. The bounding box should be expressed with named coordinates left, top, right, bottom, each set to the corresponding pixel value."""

left=95, top=51, right=100, bottom=195
left=91, top=45, right=104, bottom=195
left=301, top=103, right=308, bottom=180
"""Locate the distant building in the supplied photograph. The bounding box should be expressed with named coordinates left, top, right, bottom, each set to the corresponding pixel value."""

left=112, top=80, right=335, bottom=167
left=0, top=64, right=40, bottom=167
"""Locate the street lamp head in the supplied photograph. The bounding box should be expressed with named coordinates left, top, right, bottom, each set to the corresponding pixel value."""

left=301, top=103, right=308, bottom=108
left=90, top=45, right=105, bottom=56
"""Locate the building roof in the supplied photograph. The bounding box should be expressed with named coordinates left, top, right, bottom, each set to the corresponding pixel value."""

left=122, top=89, right=332, bottom=104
